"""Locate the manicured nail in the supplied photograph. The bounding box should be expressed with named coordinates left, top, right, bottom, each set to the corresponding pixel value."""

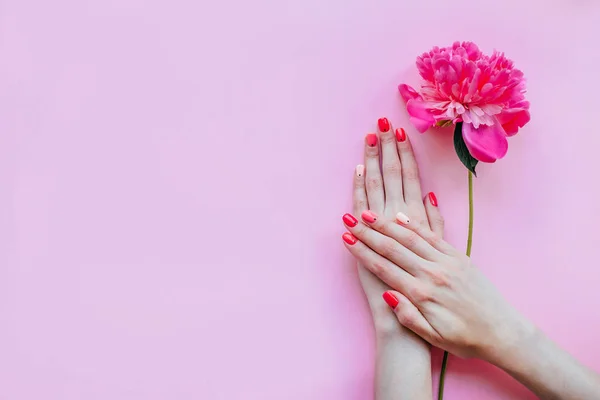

left=342, top=232, right=357, bottom=245
left=383, top=291, right=399, bottom=309
left=395, top=127, right=406, bottom=142
left=395, top=212, right=410, bottom=225
left=428, top=192, right=438, bottom=207
left=343, top=213, right=358, bottom=227
left=366, top=133, right=378, bottom=147
left=378, top=117, right=390, bottom=133
left=361, top=210, right=378, bottom=224
left=355, top=164, right=364, bottom=177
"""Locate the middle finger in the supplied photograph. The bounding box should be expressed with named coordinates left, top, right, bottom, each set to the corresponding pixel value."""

left=377, top=117, right=404, bottom=211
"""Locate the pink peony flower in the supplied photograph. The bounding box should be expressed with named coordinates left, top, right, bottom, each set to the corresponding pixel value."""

left=399, top=41, right=530, bottom=163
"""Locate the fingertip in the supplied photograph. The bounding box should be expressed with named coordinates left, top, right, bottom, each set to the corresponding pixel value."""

left=395, top=127, right=406, bottom=142
left=361, top=210, right=378, bottom=224
left=355, top=164, right=365, bottom=178
left=378, top=117, right=391, bottom=133
left=382, top=291, right=399, bottom=309
left=342, top=232, right=357, bottom=246
left=395, top=211, right=410, bottom=225
left=366, top=133, right=378, bottom=148
left=427, top=192, right=438, bottom=207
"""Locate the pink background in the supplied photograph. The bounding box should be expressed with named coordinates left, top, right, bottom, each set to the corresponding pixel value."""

left=1, top=0, right=599, bottom=398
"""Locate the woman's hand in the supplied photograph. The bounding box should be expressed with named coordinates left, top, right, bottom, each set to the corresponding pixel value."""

left=349, top=117, right=443, bottom=333
left=342, top=197, right=534, bottom=363
left=343, top=174, right=600, bottom=400
left=348, top=118, right=439, bottom=400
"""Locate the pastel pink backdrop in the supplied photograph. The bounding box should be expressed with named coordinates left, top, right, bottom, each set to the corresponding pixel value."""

left=1, top=0, right=599, bottom=399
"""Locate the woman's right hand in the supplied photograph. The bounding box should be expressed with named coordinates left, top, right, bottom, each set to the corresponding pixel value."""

left=341, top=209, right=535, bottom=363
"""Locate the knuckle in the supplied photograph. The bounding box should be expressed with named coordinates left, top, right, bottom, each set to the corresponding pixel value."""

left=425, top=268, right=451, bottom=288
left=398, top=310, right=416, bottom=327
left=432, top=215, right=445, bottom=228
left=382, top=162, right=402, bottom=176
left=409, top=286, right=432, bottom=303
left=369, top=261, right=388, bottom=277
left=366, top=177, right=382, bottom=191
left=428, top=233, right=443, bottom=247
left=354, top=198, right=368, bottom=212
left=403, top=231, right=420, bottom=248
left=379, top=238, right=398, bottom=259
left=403, top=165, right=420, bottom=182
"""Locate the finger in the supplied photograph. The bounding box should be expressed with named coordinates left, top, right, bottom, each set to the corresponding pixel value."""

left=424, top=191, right=444, bottom=237
left=361, top=209, right=443, bottom=262
left=396, top=129, right=424, bottom=204
left=382, top=290, right=439, bottom=345
left=342, top=233, right=416, bottom=293
left=353, top=164, right=368, bottom=215
left=377, top=117, right=403, bottom=209
left=400, top=201, right=457, bottom=256
left=342, top=211, right=425, bottom=275
left=364, top=133, right=385, bottom=213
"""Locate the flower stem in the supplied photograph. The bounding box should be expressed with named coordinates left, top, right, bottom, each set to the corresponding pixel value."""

left=466, top=170, right=474, bottom=257
left=438, top=170, right=474, bottom=400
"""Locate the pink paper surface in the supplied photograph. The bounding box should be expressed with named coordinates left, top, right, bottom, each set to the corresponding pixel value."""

left=1, top=0, right=599, bottom=399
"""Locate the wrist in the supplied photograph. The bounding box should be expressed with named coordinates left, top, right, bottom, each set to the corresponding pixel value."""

left=371, top=307, right=402, bottom=341
left=482, top=318, right=538, bottom=369
left=479, top=314, right=538, bottom=366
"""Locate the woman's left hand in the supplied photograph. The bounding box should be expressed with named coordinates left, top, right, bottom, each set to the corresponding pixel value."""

left=346, top=117, right=444, bottom=332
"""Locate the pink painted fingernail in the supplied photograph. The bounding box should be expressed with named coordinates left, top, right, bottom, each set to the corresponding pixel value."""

left=383, top=291, right=399, bottom=309
left=395, top=212, right=410, bottom=225
left=361, top=210, right=378, bottom=224
left=355, top=164, right=364, bottom=177
left=342, top=232, right=357, bottom=245
left=342, top=213, right=358, bottom=227
left=366, top=133, right=378, bottom=147
left=395, top=128, right=406, bottom=142
left=378, top=117, right=390, bottom=133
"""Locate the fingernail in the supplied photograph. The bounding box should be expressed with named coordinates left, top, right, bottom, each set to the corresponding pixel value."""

left=383, top=291, right=399, bottom=309
left=395, top=128, right=406, bottom=142
left=428, top=192, right=438, bottom=207
left=361, top=210, right=378, bottom=224
left=366, top=133, right=378, bottom=147
left=342, top=232, right=357, bottom=245
left=355, top=164, right=364, bottom=177
left=342, top=213, right=358, bottom=227
left=395, top=212, right=410, bottom=225
left=378, top=117, right=390, bottom=133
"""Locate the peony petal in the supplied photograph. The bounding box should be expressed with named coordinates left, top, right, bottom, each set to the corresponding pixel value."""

left=462, top=121, right=508, bottom=163
left=406, top=99, right=436, bottom=133
left=398, top=84, right=422, bottom=102
left=497, top=108, right=530, bottom=136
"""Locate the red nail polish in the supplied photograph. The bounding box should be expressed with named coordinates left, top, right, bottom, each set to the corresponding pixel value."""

left=361, top=210, right=378, bottom=224
left=395, top=128, right=406, bottom=142
left=383, top=291, right=399, bottom=309
left=378, top=117, right=390, bottom=133
left=342, top=213, right=358, bottom=227
left=366, top=133, right=378, bottom=147
left=342, top=232, right=357, bottom=245
left=428, top=192, right=438, bottom=207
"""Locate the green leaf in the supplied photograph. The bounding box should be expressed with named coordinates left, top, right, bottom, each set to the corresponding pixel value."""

left=453, top=122, right=478, bottom=176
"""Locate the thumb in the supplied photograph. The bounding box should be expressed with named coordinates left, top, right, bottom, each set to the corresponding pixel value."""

left=382, top=290, right=436, bottom=343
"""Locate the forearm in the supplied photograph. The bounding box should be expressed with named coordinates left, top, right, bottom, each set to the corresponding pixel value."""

left=372, top=313, right=432, bottom=400
left=490, top=326, right=600, bottom=400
